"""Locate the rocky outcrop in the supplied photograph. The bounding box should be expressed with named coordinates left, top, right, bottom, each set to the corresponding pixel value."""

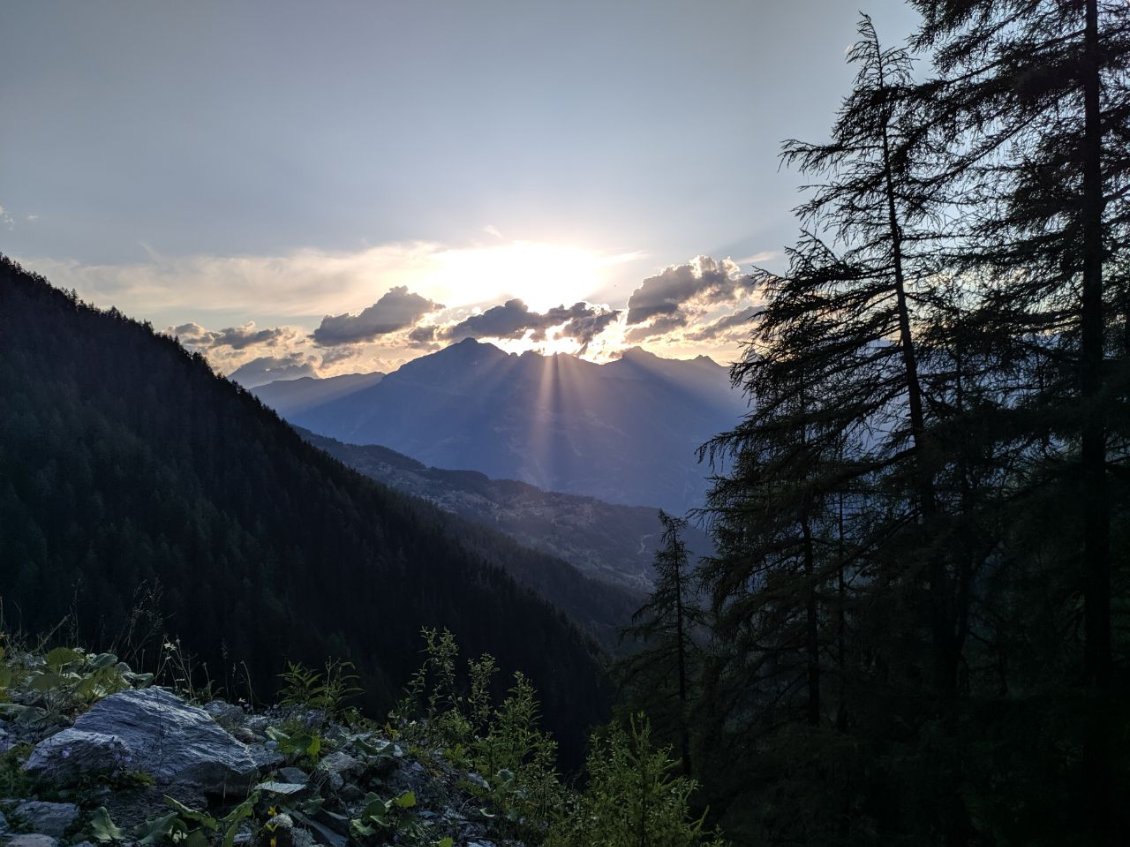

left=3, top=680, right=527, bottom=847
left=8, top=804, right=78, bottom=839
left=23, top=688, right=257, bottom=794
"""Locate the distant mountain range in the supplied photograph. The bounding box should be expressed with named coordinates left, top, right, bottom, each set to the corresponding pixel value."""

left=252, top=340, right=746, bottom=512
left=299, top=429, right=714, bottom=593
left=252, top=371, right=385, bottom=416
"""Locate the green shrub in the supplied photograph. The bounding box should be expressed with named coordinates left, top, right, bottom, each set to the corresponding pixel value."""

left=547, top=715, right=725, bottom=847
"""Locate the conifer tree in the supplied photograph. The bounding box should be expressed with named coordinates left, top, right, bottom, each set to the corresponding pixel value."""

left=620, top=511, right=700, bottom=776
left=910, top=3, right=1130, bottom=837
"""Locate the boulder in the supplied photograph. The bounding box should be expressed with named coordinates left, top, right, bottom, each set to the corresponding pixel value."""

left=22, top=729, right=130, bottom=783
left=11, top=802, right=79, bottom=839
left=315, top=751, right=361, bottom=791
left=279, top=766, right=309, bottom=784
left=24, top=688, right=257, bottom=793
left=5, top=836, right=58, bottom=847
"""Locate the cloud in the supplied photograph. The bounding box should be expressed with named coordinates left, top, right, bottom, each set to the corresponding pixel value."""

left=170, top=321, right=293, bottom=350
left=624, top=313, right=688, bottom=343
left=685, top=305, right=761, bottom=341
left=311, top=286, right=444, bottom=345
left=408, top=324, right=440, bottom=348
left=622, top=256, right=751, bottom=341
left=443, top=299, right=620, bottom=350
left=626, top=256, right=745, bottom=325
left=561, top=309, right=621, bottom=352
left=227, top=354, right=317, bottom=388
left=319, top=346, right=361, bottom=368
left=24, top=242, right=450, bottom=319
left=20, top=240, right=643, bottom=324
left=445, top=298, right=541, bottom=340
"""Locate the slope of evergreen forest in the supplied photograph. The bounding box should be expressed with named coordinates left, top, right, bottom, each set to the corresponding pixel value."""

left=299, top=430, right=648, bottom=650
left=298, top=428, right=713, bottom=593
left=0, top=256, right=609, bottom=764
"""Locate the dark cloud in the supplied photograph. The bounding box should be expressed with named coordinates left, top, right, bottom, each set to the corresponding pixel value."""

left=213, top=325, right=288, bottom=349
left=444, top=299, right=619, bottom=348
left=312, top=286, right=443, bottom=345
left=170, top=321, right=288, bottom=350
left=445, top=298, right=538, bottom=340
left=171, top=322, right=211, bottom=345
left=228, top=354, right=316, bottom=388
left=561, top=309, right=621, bottom=352
left=685, top=305, right=762, bottom=341
left=624, top=313, right=688, bottom=343
left=408, top=325, right=440, bottom=348
left=625, top=256, right=744, bottom=325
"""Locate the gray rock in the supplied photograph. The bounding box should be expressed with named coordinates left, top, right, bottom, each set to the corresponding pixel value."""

left=256, top=781, right=307, bottom=797
left=0, top=811, right=8, bottom=835
left=12, top=802, right=79, bottom=838
left=24, top=688, right=257, bottom=793
left=203, top=701, right=245, bottom=726
left=247, top=743, right=285, bottom=770
left=279, top=766, right=308, bottom=784
left=22, top=729, right=131, bottom=783
left=5, top=835, right=58, bottom=847
left=315, top=751, right=360, bottom=791
left=289, top=813, right=346, bottom=847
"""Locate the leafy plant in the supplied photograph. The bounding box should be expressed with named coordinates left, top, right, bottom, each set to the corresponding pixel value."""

left=547, top=715, right=725, bottom=847
left=265, top=722, right=323, bottom=767
left=349, top=790, right=429, bottom=844
left=0, top=742, right=35, bottom=795
left=88, top=807, right=124, bottom=844
left=138, top=792, right=259, bottom=847
left=0, top=639, right=151, bottom=722
left=471, top=672, right=563, bottom=837
left=393, top=629, right=566, bottom=841
left=278, top=658, right=360, bottom=721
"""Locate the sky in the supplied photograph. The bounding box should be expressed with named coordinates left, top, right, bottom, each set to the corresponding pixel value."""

left=1, top=1, right=922, bottom=385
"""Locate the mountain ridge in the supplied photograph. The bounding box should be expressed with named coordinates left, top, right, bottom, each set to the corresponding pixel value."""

left=254, top=338, right=745, bottom=512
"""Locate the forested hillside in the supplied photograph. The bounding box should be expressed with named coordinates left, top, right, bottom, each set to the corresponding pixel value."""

left=0, top=256, right=609, bottom=762
left=300, top=429, right=713, bottom=593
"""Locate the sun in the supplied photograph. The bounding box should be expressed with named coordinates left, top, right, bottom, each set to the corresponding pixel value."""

left=427, top=241, right=619, bottom=312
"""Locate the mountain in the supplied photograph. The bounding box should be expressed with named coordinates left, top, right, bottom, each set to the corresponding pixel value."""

left=300, top=429, right=714, bottom=593
left=250, top=371, right=385, bottom=417
left=0, top=256, right=608, bottom=762
left=256, top=339, right=746, bottom=512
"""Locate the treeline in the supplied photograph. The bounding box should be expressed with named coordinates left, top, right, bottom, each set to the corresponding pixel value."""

left=0, top=255, right=609, bottom=766
left=625, top=4, right=1130, bottom=845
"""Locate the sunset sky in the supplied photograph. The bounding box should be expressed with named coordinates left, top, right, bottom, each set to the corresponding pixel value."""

left=2, top=1, right=920, bottom=385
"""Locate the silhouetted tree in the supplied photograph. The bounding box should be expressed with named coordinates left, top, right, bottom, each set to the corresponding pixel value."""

left=619, top=511, right=700, bottom=776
